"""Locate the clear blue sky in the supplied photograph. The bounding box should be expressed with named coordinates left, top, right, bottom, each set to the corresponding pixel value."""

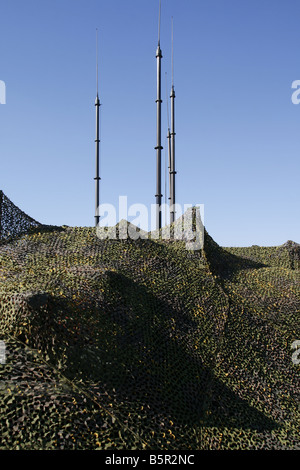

left=0, top=0, right=299, bottom=247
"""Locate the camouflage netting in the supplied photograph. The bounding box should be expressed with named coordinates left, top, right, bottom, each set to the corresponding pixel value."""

left=0, top=191, right=43, bottom=240
left=0, top=192, right=299, bottom=450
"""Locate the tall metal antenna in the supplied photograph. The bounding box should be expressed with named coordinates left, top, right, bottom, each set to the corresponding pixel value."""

left=158, top=0, right=161, bottom=46
left=94, top=28, right=101, bottom=227
left=171, top=16, right=174, bottom=88
left=155, top=0, right=163, bottom=230
left=165, top=72, right=171, bottom=208
left=165, top=72, right=170, bottom=226
left=96, top=28, right=99, bottom=95
left=164, top=136, right=167, bottom=226
left=170, top=16, right=177, bottom=225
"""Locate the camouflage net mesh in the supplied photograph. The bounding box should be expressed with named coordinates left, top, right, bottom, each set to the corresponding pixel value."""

left=0, top=192, right=299, bottom=450
left=0, top=191, right=42, bottom=240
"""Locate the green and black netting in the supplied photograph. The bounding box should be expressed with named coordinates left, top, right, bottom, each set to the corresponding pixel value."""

left=0, top=191, right=299, bottom=450
left=0, top=191, right=42, bottom=240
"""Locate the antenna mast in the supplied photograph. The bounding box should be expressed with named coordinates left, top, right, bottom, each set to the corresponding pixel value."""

left=165, top=72, right=171, bottom=211
left=155, top=0, right=163, bottom=230
left=95, top=28, right=101, bottom=227
left=170, top=17, right=176, bottom=224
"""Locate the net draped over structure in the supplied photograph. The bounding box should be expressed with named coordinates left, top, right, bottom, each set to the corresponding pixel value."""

left=0, top=191, right=42, bottom=240
left=0, top=190, right=299, bottom=450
